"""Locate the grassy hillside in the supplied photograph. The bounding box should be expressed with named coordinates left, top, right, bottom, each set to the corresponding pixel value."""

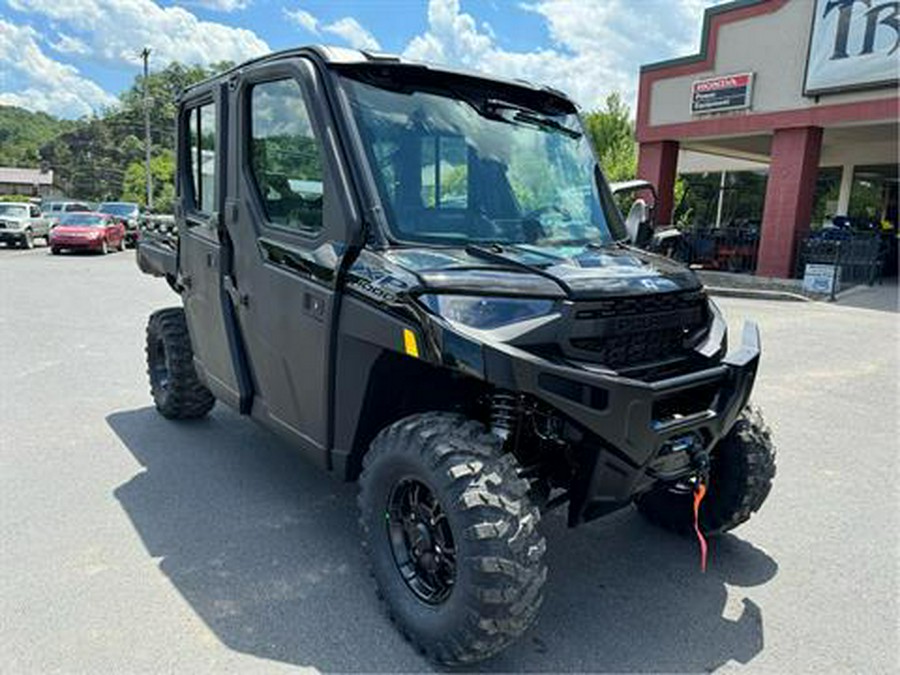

left=0, top=106, right=76, bottom=168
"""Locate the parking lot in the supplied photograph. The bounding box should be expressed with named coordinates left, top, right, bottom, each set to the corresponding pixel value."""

left=1, top=246, right=897, bottom=673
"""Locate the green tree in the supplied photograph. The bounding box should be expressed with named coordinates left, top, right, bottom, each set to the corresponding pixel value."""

left=0, top=106, right=76, bottom=167
left=0, top=60, right=234, bottom=207
left=582, top=93, right=637, bottom=184
left=121, top=150, right=176, bottom=212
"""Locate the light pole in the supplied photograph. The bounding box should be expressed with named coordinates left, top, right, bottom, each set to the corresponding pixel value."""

left=141, top=47, right=153, bottom=210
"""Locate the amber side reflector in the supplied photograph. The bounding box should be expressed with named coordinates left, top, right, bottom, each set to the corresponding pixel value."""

left=403, top=328, right=419, bottom=358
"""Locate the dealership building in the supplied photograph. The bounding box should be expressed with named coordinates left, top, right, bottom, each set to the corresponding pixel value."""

left=636, top=0, right=899, bottom=278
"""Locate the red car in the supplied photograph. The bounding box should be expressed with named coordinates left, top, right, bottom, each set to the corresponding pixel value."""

left=49, top=212, right=126, bottom=255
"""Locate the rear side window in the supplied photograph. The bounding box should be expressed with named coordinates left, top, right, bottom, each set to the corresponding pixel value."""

left=249, top=79, right=325, bottom=234
left=420, top=135, right=468, bottom=209
left=186, top=101, right=217, bottom=213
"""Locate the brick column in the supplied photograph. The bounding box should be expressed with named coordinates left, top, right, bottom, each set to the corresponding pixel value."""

left=637, top=140, right=679, bottom=225
left=756, top=126, right=823, bottom=278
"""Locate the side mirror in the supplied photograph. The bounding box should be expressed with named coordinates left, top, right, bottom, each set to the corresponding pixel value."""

left=624, top=198, right=652, bottom=246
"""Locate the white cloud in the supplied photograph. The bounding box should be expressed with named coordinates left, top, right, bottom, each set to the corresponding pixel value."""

left=49, top=32, right=91, bottom=56
left=8, top=0, right=269, bottom=68
left=187, top=0, right=249, bottom=11
left=403, top=0, right=721, bottom=112
left=323, top=17, right=380, bottom=51
left=0, top=19, right=117, bottom=117
left=284, top=8, right=381, bottom=51
left=284, top=8, right=319, bottom=34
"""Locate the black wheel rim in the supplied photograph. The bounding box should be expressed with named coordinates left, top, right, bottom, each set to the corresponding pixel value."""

left=386, top=478, right=456, bottom=605
left=149, top=337, right=170, bottom=393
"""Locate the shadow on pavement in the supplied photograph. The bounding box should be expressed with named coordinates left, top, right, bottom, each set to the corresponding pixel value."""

left=836, top=281, right=898, bottom=313
left=108, top=406, right=778, bottom=673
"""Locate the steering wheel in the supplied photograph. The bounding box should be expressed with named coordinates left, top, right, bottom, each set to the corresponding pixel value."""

left=520, top=205, right=572, bottom=243
left=522, top=204, right=572, bottom=222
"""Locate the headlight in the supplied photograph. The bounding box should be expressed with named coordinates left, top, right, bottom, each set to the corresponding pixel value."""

left=418, top=294, right=555, bottom=330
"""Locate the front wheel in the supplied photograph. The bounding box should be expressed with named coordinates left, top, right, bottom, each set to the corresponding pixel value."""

left=359, top=413, right=547, bottom=665
left=636, top=405, right=776, bottom=535
left=146, top=307, right=215, bottom=419
left=22, top=230, right=34, bottom=249
left=99, top=239, right=109, bottom=255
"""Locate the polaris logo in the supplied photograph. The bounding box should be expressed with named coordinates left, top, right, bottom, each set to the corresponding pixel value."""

left=613, top=308, right=702, bottom=333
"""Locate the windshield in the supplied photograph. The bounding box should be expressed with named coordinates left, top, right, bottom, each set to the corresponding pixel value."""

left=59, top=214, right=105, bottom=226
left=341, top=72, right=625, bottom=247
left=99, top=203, right=138, bottom=216
left=0, top=204, right=29, bottom=218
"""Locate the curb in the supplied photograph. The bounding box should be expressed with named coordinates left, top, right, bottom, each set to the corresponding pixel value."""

left=705, top=286, right=812, bottom=302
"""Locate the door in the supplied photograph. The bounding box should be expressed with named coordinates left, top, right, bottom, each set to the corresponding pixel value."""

left=28, top=204, right=47, bottom=237
left=177, top=87, right=247, bottom=409
left=226, top=59, right=359, bottom=460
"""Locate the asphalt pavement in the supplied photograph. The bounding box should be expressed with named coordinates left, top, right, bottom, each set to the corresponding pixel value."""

left=1, top=246, right=897, bottom=673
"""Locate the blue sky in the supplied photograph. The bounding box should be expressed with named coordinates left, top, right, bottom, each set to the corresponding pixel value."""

left=1, top=0, right=724, bottom=119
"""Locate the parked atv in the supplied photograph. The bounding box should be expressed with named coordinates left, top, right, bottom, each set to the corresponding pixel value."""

left=137, top=46, right=775, bottom=665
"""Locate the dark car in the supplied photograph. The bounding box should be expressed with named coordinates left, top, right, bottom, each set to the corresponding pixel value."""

left=50, top=212, right=126, bottom=255
left=98, top=201, right=142, bottom=247
left=136, top=46, right=776, bottom=666
left=43, top=200, right=92, bottom=228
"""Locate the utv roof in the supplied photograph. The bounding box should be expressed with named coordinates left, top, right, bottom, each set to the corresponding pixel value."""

left=181, top=44, right=574, bottom=106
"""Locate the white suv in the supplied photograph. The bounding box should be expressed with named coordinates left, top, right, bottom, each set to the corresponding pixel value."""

left=0, top=202, right=51, bottom=249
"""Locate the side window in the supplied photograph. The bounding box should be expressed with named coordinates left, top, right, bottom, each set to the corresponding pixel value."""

left=249, top=79, right=324, bottom=234
left=186, top=101, right=217, bottom=213
left=420, top=135, right=468, bottom=209
left=30, top=205, right=40, bottom=218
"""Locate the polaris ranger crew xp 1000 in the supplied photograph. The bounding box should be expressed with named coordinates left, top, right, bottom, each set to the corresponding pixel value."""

left=137, top=46, right=775, bottom=665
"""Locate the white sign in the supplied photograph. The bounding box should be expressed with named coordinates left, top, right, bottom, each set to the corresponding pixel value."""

left=691, top=73, right=754, bottom=114
left=805, top=0, right=900, bottom=94
left=803, top=264, right=841, bottom=295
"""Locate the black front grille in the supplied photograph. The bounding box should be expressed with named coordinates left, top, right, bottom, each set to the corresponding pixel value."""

left=568, top=290, right=708, bottom=368
left=573, top=289, right=707, bottom=319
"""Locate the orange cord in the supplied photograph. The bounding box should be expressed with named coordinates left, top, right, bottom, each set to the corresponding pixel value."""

left=692, top=482, right=708, bottom=573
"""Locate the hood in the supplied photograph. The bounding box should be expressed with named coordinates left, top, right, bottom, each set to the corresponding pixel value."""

left=0, top=215, right=28, bottom=225
left=382, top=243, right=701, bottom=299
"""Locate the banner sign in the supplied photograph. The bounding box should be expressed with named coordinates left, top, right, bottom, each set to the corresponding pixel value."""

left=803, top=264, right=841, bottom=295
left=805, top=0, right=900, bottom=94
left=690, top=73, right=754, bottom=114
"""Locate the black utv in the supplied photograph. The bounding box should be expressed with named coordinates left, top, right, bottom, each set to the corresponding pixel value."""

left=137, top=46, right=775, bottom=665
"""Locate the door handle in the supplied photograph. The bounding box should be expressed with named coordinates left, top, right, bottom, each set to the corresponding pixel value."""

left=224, top=275, right=249, bottom=308
left=303, top=291, right=325, bottom=320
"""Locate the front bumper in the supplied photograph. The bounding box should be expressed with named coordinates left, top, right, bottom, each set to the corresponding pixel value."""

left=474, top=322, right=761, bottom=524
left=50, top=236, right=104, bottom=249
left=0, top=230, right=27, bottom=243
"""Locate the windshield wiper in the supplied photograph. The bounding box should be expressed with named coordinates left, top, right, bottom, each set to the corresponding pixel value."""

left=465, top=243, right=572, bottom=295
left=511, top=110, right=582, bottom=139
left=480, top=99, right=582, bottom=139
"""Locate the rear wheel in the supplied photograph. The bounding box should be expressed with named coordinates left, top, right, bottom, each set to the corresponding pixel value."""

left=359, top=413, right=547, bottom=665
left=146, top=307, right=215, bottom=419
left=50, top=247, right=60, bottom=255
left=117, top=236, right=126, bottom=252
left=636, top=405, right=775, bottom=535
